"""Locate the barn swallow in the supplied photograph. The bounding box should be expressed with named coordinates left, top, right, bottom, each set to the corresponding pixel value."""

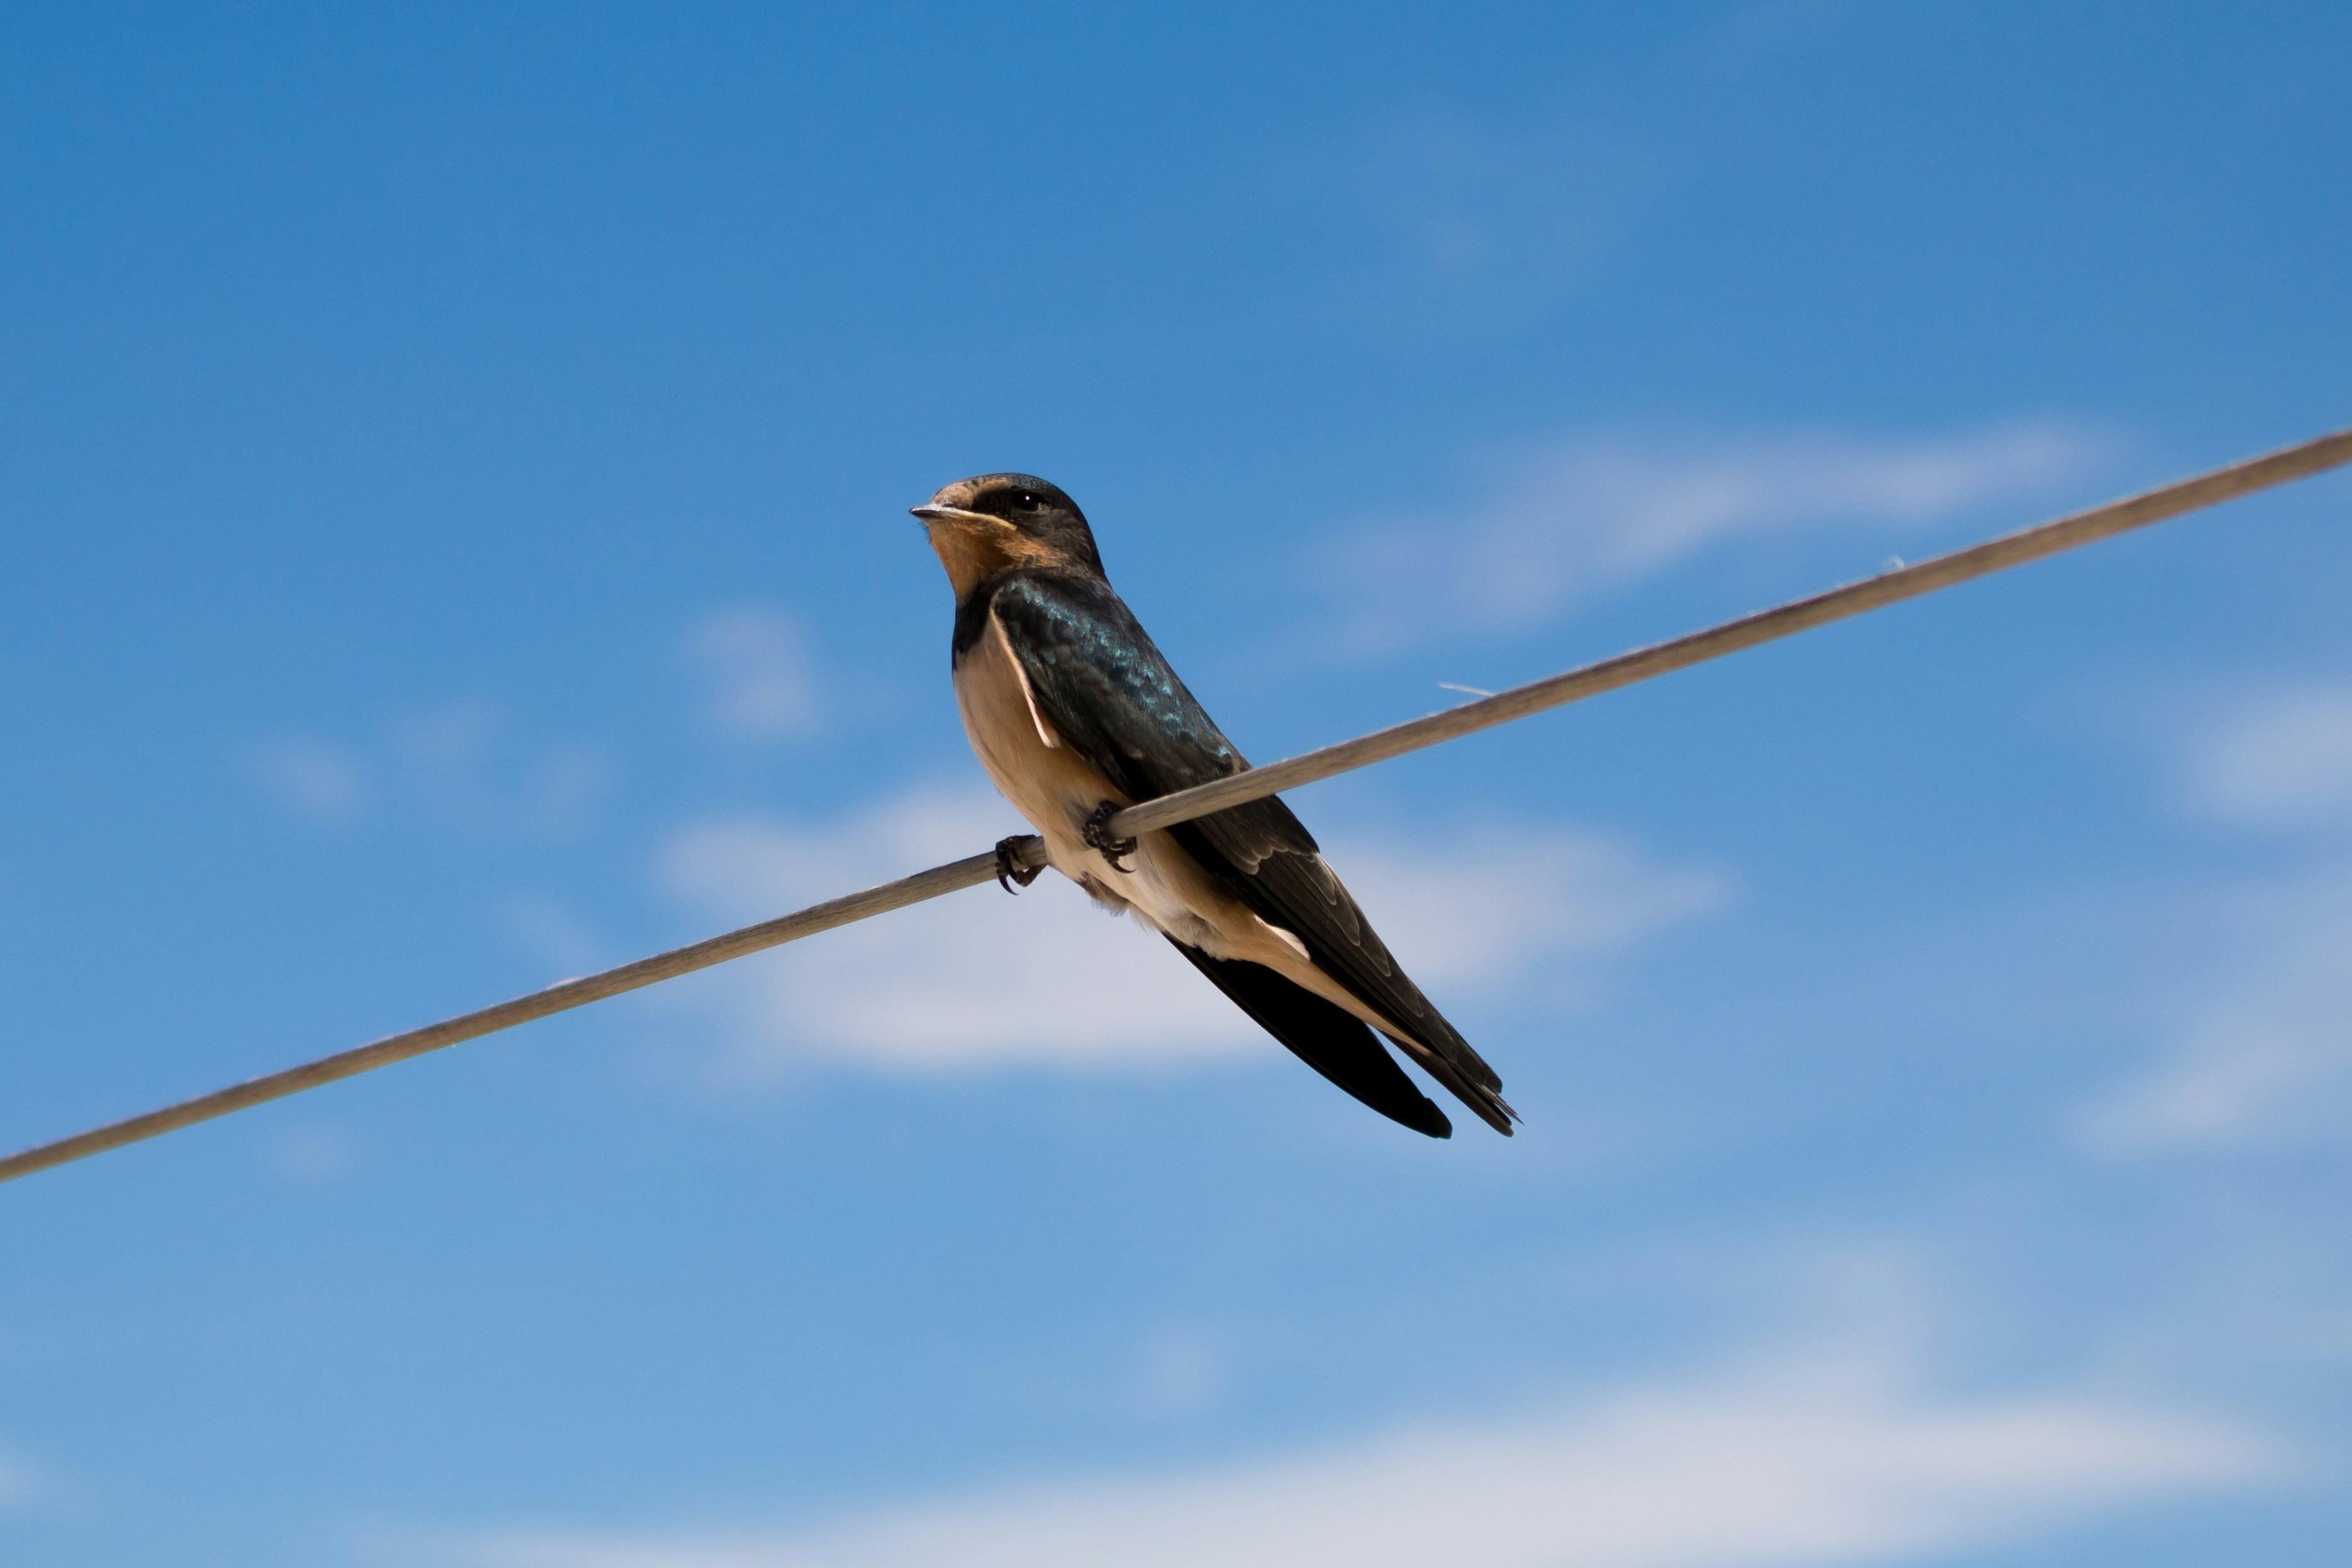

left=911, top=473, right=1516, bottom=1138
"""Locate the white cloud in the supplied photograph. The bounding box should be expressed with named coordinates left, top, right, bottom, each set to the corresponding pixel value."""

left=250, top=739, right=368, bottom=820
left=2176, top=681, right=2352, bottom=829
left=1335, top=820, right=1731, bottom=990
left=2082, top=680, right=2352, bottom=1154
left=688, top=609, right=821, bottom=739
left=1137, top=1324, right=1228, bottom=1418
left=501, top=894, right=605, bottom=980
left=1322, top=112, right=1646, bottom=335
left=0, top=1448, right=39, bottom=1511
left=430, top=1347, right=2284, bottom=1568
left=268, top=1126, right=356, bottom=1183
left=1333, top=423, right=2109, bottom=650
left=654, top=785, right=1727, bottom=1077
left=247, top=706, right=611, bottom=841
left=392, top=703, right=612, bottom=841
left=2078, top=864, right=2352, bottom=1155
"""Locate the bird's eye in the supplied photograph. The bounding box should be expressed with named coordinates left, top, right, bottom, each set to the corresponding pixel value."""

left=1011, top=491, right=1042, bottom=512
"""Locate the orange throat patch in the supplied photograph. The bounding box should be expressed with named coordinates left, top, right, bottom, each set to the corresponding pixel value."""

left=924, top=517, right=1063, bottom=598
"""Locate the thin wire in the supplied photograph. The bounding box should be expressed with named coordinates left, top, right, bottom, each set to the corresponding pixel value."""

left=1106, top=430, right=2351, bottom=839
left=3, top=428, right=2346, bottom=1187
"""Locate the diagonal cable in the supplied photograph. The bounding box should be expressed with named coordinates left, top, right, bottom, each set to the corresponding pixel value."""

left=3, top=428, right=2346, bottom=1187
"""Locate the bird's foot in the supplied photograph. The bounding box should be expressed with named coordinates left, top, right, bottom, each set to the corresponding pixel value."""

left=1080, top=800, right=1137, bottom=874
left=994, top=836, right=1044, bottom=894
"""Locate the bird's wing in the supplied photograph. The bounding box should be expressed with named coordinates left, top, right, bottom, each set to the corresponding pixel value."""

left=988, top=573, right=1515, bottom=1134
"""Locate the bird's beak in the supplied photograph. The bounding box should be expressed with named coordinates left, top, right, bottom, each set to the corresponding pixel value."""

left=910, top=504, right=992, bottom=528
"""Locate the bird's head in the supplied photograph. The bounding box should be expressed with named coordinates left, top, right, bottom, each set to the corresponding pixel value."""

left=911, top=473, right=1104, bottom=597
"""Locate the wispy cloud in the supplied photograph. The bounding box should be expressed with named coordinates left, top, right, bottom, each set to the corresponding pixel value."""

left=686, top=608, right=822, bottom=740
left=267, top=1125, right=356, bottom=1183
left=1308, top=111, right=1649, bottom=337
left=2078, top=863, right=2352, bottom=1155
left=654, top=785, right=1727, bottom=1078
left=427, top=1344, right=2285, bottom=1568
left=0, top=1447, right=40, bottom=1511
left=249, top=738, right=369, bottom=821
left=500, top=893, right=605, bottom=980
left=245, top=704, right=611, bottom=842
left=2080, top=678, right=2352, bottom=1153
left=391, top=702, right=610, bottom=841
left=1136, top=1323, right=1229, bottom=1418
left=1328, top=423, right=2111, bottom=652
left=2175, top=680, right=2352, bottom=830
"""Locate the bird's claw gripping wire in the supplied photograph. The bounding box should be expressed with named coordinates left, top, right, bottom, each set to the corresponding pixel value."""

left=1082, top=800, right=1137, bottom=873
left=994, top=836, right=1044, bottom=894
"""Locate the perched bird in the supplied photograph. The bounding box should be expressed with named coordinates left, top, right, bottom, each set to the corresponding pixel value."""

left=911, top=473, right=1516, bottom=1138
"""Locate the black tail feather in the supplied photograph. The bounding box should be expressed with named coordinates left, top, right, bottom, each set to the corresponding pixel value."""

left=1384, top=1034, right=1518, bottom=1136
left=1167, top=939, right=1452, bottom=1139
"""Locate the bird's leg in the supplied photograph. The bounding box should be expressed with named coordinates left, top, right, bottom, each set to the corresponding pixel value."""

left=994, top=836, right=1044, bottom=893
left=1080, top=800, right=1137, bottom=873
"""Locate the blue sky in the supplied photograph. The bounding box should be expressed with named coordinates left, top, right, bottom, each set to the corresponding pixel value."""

left=4, top=3, right=2350, bottom=1564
